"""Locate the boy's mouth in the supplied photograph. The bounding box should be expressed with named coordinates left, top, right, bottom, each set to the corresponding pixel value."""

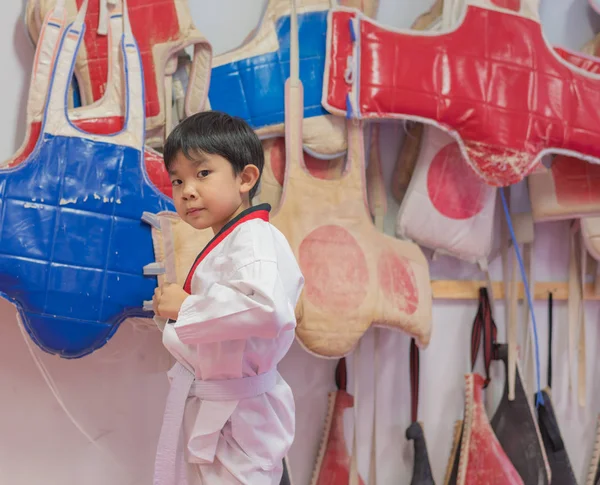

left=186, top=207, right=204, bottom=215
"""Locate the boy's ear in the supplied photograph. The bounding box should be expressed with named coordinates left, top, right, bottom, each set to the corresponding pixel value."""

left=239, top=164, right=260, bottom=196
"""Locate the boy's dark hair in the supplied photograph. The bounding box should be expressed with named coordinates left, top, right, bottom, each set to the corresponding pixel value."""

left=163, top=111, right=264, bottom=199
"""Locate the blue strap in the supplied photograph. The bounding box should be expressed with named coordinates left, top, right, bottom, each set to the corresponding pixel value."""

left=499, top=188, right=544, bottom=406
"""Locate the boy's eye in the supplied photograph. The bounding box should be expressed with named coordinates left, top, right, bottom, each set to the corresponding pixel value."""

left=198, top=170, right=210, bottom=178
left=170, top=179, right=181, bottom=186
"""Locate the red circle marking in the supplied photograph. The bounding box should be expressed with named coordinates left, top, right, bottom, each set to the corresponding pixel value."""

left=427, top=142, right=487, bottom=220
left=491, top=0, right=520, bottom=11
left=299, top=225, right=369, bottom=314
left=269, top=138, right=339, bottom=186
left=377, top=250, right=419, bottom=315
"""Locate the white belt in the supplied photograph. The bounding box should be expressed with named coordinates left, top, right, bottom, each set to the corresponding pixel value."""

left=154, top=362, right=278, bottom=485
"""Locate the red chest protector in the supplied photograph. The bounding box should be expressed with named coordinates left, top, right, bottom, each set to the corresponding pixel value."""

left=322, top=0, right=600, bottom=186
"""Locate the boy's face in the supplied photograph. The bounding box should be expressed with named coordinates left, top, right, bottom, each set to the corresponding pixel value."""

left=167, top=151, right=257, bottom=234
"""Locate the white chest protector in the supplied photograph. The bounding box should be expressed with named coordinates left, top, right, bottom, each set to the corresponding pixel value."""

left=396, top=124, right=497, bottom=266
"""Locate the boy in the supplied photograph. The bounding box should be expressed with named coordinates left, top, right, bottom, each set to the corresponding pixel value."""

left=151, top=111, right=304, bottom=485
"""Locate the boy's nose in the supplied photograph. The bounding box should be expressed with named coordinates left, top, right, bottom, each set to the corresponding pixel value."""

left=182, top=184, right=199, bottom=199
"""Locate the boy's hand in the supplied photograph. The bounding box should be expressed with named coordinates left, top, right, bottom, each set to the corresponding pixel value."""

left=152, top=283, right=190, bottom=321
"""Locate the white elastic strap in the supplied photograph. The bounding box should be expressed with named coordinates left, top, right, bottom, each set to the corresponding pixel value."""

left=98, top=0, right=109, bottom=35
left=498, top=192, right=516, bottom=402
left=497, top=202, right=511, bottom=411
left=441, top=0, right=454, bottom=29
left=173, top=56, right=190, bottom=123
left=507, top=183, right=535, bottom=400
left=16, top=313, right=127, bottom=476
left=594, top=257, right=600, bottom=296
left=366, top=145, right=385, bottom=485
left=349, top=341, right=360, bottom=485
left=578, top=230, right=587, bottom=408
left=366, top=123, right=386, bottom=230
left=67, top=82, right=75, bottom=109
left=521, top=243, right=536, bottom=393
left=508, top=254, right=518, bottom=401
left=368, top=329, right=378, bottom=485
left=567, top=222, right=579, bottom=401
left=54, top=0, right=67, bottom=17
left=441, top=0, right=462, bottom=29
left=164, top=74, right=173, bottom=140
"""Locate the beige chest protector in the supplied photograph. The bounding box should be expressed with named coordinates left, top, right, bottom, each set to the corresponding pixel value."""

left=270, top=32, right=432, bottom=355
left=25, top=0, right=212, bottom=148
left=581, top=217, right=600, bottom=262
left=143, top=212, right=212, bottom=294
left=577, top=33, right=600, bottom=263
left=396, top=125, right=497, bottom=265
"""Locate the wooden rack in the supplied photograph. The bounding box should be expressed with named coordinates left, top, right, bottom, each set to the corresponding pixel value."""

left=432, top=280, right=600, bottom=300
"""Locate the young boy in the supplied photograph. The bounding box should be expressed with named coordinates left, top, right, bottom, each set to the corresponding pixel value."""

left=151, top=111, right=304, bottom=485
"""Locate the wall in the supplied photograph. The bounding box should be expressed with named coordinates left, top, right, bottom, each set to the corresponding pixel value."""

left=0, top=0, right=599, bottom=484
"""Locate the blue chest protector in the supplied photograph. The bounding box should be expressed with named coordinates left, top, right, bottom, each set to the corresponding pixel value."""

left=0, top=5, right=173, bottom=358
left=208, top=10, right=328, bottom=130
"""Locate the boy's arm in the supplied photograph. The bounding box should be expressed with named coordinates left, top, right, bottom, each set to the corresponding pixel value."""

left=173, top=259, right=298, bottom=344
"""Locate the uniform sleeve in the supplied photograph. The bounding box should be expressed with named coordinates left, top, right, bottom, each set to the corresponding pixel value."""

left=173, top=260, right=297, bottom=344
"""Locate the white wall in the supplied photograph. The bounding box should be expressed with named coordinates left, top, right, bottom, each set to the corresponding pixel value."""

left=1, top=0, right=599, bottom=484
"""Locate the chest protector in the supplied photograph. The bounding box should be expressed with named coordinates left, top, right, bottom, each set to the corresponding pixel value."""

left=254, top=0, right=379, bottom=210
left=560, top=37, right=600, bottom=262
left=208, top=0, right=346, bottom=160
left=445, top=374, right=524, bottom=485
left=323, top=0, right=600, bottom=187
left=311, top=358, right=364, bottom=485
left=529, top=38, right=600, bottom=259
left=5, top=1, right=171, bottom=197
left=25, top=0, right=212, bottom=148
left=0, top=0, right=173, bottom=358
left=396, top=124, right=497, bottom=265
left=529, top=44, right=600, bottom=222
left=272, top=102, right=431, bottom=357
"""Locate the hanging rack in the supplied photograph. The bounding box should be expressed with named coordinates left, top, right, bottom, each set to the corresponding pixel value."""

left=432, top=280, right=600, bottom=300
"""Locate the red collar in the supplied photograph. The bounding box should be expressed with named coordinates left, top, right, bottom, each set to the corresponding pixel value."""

left=182, top=204, right=271, bottom=293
